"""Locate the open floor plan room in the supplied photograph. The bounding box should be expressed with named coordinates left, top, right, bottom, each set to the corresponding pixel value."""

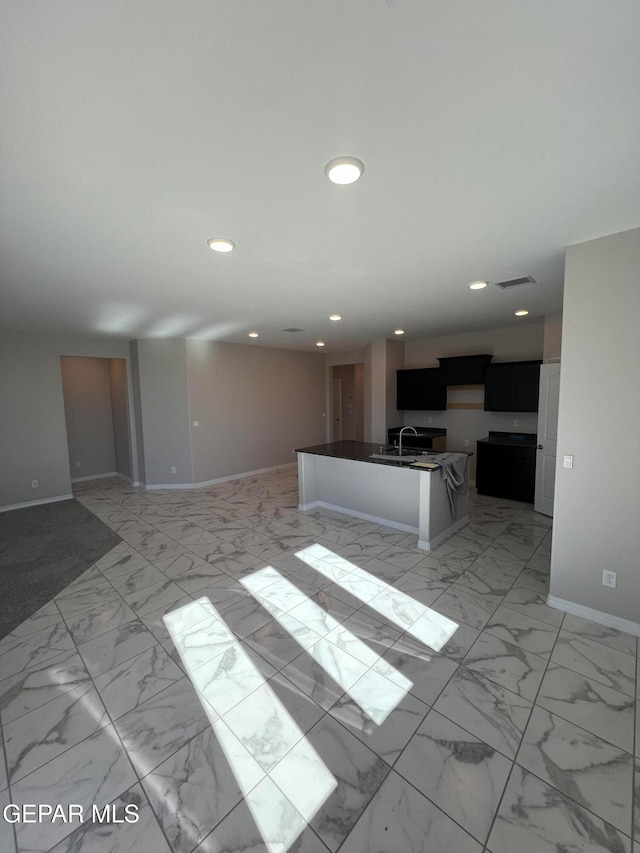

left=1, top=468, right=637, bottom=853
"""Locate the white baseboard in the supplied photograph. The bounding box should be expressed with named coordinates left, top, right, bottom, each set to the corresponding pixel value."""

left=0, top=493, right=74, bottom=514
left=146, top=462, right=297, bottom=491
left=547, top=595, right=640, bottom=638
left=70, top=471, right=118, bottom=484
left=418, top=514, right=470, bottom=552
left=298, top=500, right=419, bottom=535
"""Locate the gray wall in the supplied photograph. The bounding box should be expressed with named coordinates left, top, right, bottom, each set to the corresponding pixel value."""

left=550, top=227, right=640, bottom=625
left=129, top=341, right=146, bottom=485
left=187, top=339, right=325, bottom=483
left=61, top=356, right=116, bottom=479
left=109, top=358, right=131, bottom=478
left=0, top=332, right=136, bottom=509
left=135, top=339, right=193, bottom=486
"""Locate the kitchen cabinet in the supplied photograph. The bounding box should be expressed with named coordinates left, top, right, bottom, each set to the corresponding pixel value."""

left=484, top=360, right=542, bottom=412
left=396, top=368, right=446, bottom=411
left=476, top=432, right=537, bottom=502
left=437, top=354, right=492, bottom=385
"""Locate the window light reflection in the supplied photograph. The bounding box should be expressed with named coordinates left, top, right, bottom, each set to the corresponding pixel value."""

left=163, top=597, right=337, bottom=853
left=241, top=567, right=412, bottom=725
left=294, top=544, right=458, bottom=652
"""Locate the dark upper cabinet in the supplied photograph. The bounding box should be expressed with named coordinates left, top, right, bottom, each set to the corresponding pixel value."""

left=396, top=368, right=446, bottom=410
left=484, top=360, right=542, bottom=412
left=437, top=354, right=492, bottom=385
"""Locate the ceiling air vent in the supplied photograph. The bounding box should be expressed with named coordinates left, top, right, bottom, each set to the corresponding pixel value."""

left=493, top=275, right=536, bottom=289
left=281, top=327, right=305, bottom=333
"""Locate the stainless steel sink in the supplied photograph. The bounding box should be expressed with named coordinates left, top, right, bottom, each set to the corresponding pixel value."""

left=369, top=453, right=420, bottom=463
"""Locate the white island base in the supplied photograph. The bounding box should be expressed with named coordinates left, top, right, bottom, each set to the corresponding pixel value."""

left=297, top=450, right=469, bottom=552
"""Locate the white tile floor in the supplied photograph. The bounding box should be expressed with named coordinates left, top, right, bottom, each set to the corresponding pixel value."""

left=0, top=467, right=637, bottom=852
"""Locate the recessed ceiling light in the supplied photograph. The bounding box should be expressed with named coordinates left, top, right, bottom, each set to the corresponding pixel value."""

left=207, top=237, right=235, bottom=253
left=394, top=329, right=405, bottom=335
left=469, top=280, right=488, bottom=290
left=248, top=331, right=259, bottom=338
left=329, top=314, right=342, bottom=321
left=316, top=341, right=325, bottom=347
left=324, top=157, right=364, bottom=185
left=515, top=309, right=529, bottom=317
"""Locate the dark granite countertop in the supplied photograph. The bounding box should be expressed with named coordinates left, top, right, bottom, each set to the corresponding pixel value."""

left=295, top=440, right=470, bottom=470
left=477, top=431, right=537, bottom=448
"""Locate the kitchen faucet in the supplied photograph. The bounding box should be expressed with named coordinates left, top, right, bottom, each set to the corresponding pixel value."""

left=398, top=425, right=418, bottom=455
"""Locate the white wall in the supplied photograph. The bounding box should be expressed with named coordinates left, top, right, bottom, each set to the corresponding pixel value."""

left=0, top=332, right=136, bottom=509
left=543, top=311, right=563, bottom=361
left=61, top=357, right=116, bottom=479
left=187, top=339, right=326, bottom=483
left=404, top=322, right=544, bottom=367
left=550, top=227, right=640, bottom=628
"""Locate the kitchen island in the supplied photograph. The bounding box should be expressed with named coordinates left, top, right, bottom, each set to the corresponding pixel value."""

left=296, top=441, right=470, bottom=551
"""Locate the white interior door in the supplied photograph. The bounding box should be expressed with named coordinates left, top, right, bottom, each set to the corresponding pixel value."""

left=331, top=379, right=343, bottom=441
left=534, top=362, right=561, bottom=516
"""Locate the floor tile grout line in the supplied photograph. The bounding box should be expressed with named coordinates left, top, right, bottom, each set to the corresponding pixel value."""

left=480, top=598, right=566, bottom=850
left=0, top=702, right=20, bottom=853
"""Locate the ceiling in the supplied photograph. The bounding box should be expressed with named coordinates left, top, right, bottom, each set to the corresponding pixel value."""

left=1, top=1, right=639, bottom=352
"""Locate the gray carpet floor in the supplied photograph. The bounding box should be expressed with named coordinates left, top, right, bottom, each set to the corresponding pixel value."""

left=0, top=498, right=121, bottom=639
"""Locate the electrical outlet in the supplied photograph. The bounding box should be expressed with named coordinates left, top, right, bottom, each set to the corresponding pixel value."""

left=563, top=455, right=574, bottom=469
left=31, top=480, right=38, bottom=488
left=427, top=417, right=432, bottom=423
left=464, top=439, right=470, bottom=447
left=513, top=419, right=519, bottom=427
left=602, top=570, right=617, bottom=589
left=192, top=420, right=199, bottom=427
left=75, top=461, right=81, bottom=468
left=170, top=466, right=176, bottom=474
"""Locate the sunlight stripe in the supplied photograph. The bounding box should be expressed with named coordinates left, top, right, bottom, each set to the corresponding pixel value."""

left=294, top=543, right=458, bottom=652
left=241, top=568, right=412, bottom=725
left=164, top=597, right=336, bottom=853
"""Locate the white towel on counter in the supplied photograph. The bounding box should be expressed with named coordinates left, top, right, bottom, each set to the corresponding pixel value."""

left=435, top=452, right=469, bottom=519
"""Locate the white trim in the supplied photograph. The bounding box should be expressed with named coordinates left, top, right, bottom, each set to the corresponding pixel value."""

left=70, top=471, right=118, bottom=483
left=145, top=462, right=297, bottom=491
left=298, top=500, right=419, bottom=535
left=418, top=514, right=470, bottom=552
left=0, top=493, right=74, bottom=513
left=547, top=595, right=640, bottom=638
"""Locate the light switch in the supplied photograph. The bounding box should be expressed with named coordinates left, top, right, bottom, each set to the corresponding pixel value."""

left=563, top=455, right=573, bottom=469
left=193, top=421, right=199, bottom=427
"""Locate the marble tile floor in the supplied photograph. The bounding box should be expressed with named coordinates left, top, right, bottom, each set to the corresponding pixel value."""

left=0, top=468, right=638, bottom=853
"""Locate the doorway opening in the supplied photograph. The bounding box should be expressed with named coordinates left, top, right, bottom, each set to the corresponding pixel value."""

left=60, top=356, right=133, bottom=483
left=330, top=364, right=364, bottom=442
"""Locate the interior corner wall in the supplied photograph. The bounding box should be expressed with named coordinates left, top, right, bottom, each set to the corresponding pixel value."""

left=128, top=341, right=146, bottom=484
left=369, top=339, right=388, bottom=444
left=543, top=311, right=563, bottom=361
left=550, top=226, right=640, bottom=626
left=135, top=339, right=193, bottom=486
left=0, top=332, right=135, bottom=509
left=186, top=340, right=325, bottom=483
left=109, top=358, right=132, bottom=478
left=61, top=356, right=116, bottom=479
